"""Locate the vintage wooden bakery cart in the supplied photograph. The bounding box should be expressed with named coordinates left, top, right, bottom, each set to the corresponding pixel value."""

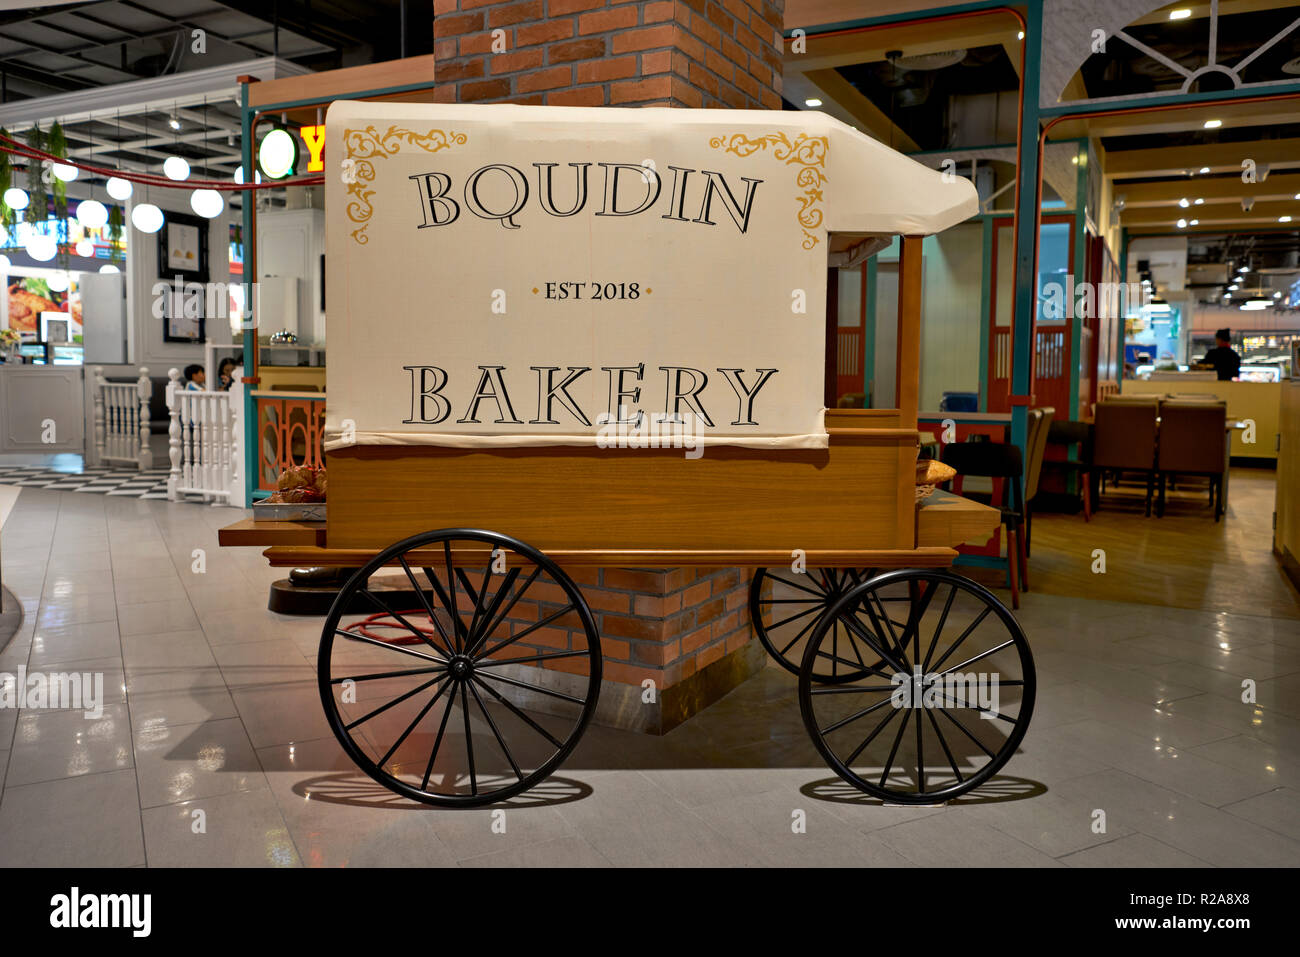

left=221, top=102, right=1034, bottom=808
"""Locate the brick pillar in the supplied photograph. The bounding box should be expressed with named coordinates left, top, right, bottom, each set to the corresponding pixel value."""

left=432, top=0, right=784, bottom=109
left=430, top=0, right=783, bottom=731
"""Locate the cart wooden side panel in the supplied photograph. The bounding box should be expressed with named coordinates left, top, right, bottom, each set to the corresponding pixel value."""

left=325, top=409, right=919, bottom=553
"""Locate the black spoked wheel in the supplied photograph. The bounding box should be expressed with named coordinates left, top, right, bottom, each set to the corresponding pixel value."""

left=750, top=566, right=886, bottom=683
left=798, top=569, right=1035, bottom=804
left=318, top=528, right=601, bottom=807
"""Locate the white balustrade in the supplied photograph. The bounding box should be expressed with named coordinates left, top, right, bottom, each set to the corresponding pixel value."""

left=92, top=365, right=153, bottom=470
left=165, top=367, right=240, bottom=505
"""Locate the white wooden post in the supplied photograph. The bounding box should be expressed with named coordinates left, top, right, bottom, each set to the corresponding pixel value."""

left=92, top=366, right=105, bottom=468
left=229, top=366, right=248, bottom=507
left=167, top=368, right=182, bottom=501
left=136, top=367, right=153, bottom=470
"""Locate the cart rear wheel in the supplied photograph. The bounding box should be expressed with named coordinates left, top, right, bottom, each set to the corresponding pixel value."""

left=750, top=567, right=887, bottom=682
left=319, top=528, right=601, bottom=807
left=798, top=569, right=1034, bottom=804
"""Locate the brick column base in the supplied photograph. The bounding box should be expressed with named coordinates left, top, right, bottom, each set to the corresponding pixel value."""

left=499, top=566, right=766, bottom=733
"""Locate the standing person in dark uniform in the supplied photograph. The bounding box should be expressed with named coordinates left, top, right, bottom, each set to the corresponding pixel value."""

left=1199, top=328, right=1241, bottom=381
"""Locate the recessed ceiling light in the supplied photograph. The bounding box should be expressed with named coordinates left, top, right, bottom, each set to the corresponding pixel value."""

left=1281, top=215, right=1294, bottom=222
left=1017, top=31, right=1025, bottom=40
left=804, top=98, right=822, bottom=107
left=1169, top=9, right=1192, bottom=20
left=1275, top=291, right=1283, bottom=298
left=1199, top=167, right=1210, bottom=173
left=1189, top=219, right=1199, bottom=225
left=1177, top=218, right=1188, bottom=228
left=1229, top=284, right=1239, bottom=290
left=1194, top=198, right=1204, bottom=205
left=1178, top=198, right=1190, bottom=207
left=1240, top=265, right=1250, bottom=273
left=1204, top=119, right=1222, bottom=129
left=168, top=116, right=182, bottom=131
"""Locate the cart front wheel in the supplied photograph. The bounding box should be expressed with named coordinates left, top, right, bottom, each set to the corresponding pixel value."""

left=319, top=528, right=601, bottom=807
left=798, top=569, right=1034, bottom=804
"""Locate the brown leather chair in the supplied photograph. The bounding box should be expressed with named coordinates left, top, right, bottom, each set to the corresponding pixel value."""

left=1156, top=400, right=1227, bottom=520
left=1093, top=398, right=1159, bottom=516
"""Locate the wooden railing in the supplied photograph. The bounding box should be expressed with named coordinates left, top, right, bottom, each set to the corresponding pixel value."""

left=253, top=390, right=326, bottom=493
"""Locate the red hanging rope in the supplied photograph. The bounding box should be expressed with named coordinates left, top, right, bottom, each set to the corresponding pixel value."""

left=0, top=132, right=324, bottom=192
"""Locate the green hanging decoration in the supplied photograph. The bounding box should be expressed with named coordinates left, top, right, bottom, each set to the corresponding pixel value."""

left=48, top=121, right=70, bottom=268
left=0, top=130, right=15, bottom=246
left=25, top=125, right=46, bottom=225
left=107, top=202, right=124, bottom=262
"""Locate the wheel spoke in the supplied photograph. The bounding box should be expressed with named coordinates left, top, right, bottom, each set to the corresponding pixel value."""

left=379, top=676, right=454, bottom=767
left=777, top=609, right=825, bottom=657
left=844, top=706, right=901, bottom=765
left=921, top=584, right=958, bottom=673
left=861, top=592, right=909, bottom=669
left=334, top=628, right=446, bottom=665
left=332, top=664, right=445, bottom=685
left=933, top=690, right=1019, bottom=724
left=901, top=580, right=938, bottom=665
left=932, top=638, right=1016, bottom=679
left=443, top=540, right=462, bottom=649
left=937, top=706, right=996, bottom=759
left=925, top=707, right=964, bottom=783
left=397, top=556, right=456, bottom=656
left=465, top=566, right=522, bottom=653
left=343, top=674, right=448, bottom=732
left=461, top=676, right=478, bottom=796
left=820, top=693, right=895, bottom=734
left=477, top=649, right=589, bottom=668
left=478, top=603, right=576, bottom=660
left=916, top=696, right=925, bottom=793
left=810, top=649, right=891, bottom=679
left=836, top=608, right=909, bottom=674
left=473, top=676, right=564, bottom=749
left=768, top=603, right=824, bottom=632
left=927, top=606, right=993, bottom=673
left=765, top=573, right=828, bottom=600
left=468, top=565, right=540, bottom=659
left=476, top=669, right=587, bottom=705
left=467, top=678, right=522, bottom=781
left=878, top=707, right=912, bottom=789
left=419, top=680, right=461, bottom=791
left=359, top=589, right=443, bottom=654
left=423, top=562, right=467, bottom=648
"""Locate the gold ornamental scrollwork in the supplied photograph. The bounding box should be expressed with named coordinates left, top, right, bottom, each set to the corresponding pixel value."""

left=342, top=126, right=468, bottom=245
left=707, top=132, right=828, bottom=250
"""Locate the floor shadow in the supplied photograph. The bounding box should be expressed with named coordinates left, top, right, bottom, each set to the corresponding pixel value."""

left=289, top=772, right=593, bottom=810
left=799, top=774, right=1047, bottom=806
left=0, top=586, right=23, bottom=654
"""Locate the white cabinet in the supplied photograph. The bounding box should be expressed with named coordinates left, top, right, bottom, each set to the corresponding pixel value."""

left=0, top=366, right=85, bottom=452
left=256, top=208, right=325, bottom=345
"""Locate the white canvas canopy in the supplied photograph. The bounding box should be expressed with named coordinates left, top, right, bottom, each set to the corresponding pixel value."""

left=322, top=101, right=976, bottom=452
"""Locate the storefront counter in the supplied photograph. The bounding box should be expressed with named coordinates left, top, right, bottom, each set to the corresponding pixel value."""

left=1121, top=378, right=1281, bottom=461
left=0, top=363, right=85, bottom=453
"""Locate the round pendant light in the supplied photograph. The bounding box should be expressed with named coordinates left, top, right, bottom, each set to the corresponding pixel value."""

left=163, top=155, right=191, bottom=181
left=131, top=203, right=164, bottom=234
left=99, top=263, right=120, bottom=274
left=0, top=254, right=10, bottom=270
left=26, top=233, right=57, bottom=262
left=190, top=188, right=224, bottom=218
left=47, top=272, right=70, bottom=292
left=258, top=128, right=297, bottom=179
left=3, top=187, right=30, bottom=211
left=52, top=162, right=79, bottom=182
left=105, top=176, right=133, bottom=200
left=75, top=238, right=95, bottom=258
left=76, top=198, right=109, bottom=229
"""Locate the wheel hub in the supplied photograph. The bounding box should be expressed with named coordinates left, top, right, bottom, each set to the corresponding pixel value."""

left=448, top=655, right=474, bottom=680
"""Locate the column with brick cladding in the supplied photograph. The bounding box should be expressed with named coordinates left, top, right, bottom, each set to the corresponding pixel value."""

left=430, top=0, right=783, bottom=731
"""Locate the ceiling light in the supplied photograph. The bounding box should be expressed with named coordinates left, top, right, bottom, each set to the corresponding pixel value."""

left=47, top=272, right=70, bottom=292
left=76, top=199, right=108, bottom=229
left=1229, top=283, right=1239, bottom=290
left=0, top=254, right=9, bottom=270
left=1189, top=219, right=1199, bottom=225
left=190, top=188, right=224, bottom=219
left=1203, top=119, right=1222, bottom=129
left=105, top=176, right=133, bottom=200
left=130, top=203, right=164, bottom=233
left=99, top=264, right=120, bottom=274
left=168, top=116, right=182, bottom=131
left=1240, top=265, right=1250, bottom=273
left=52, top=162, right=78, bottom=182
left=1178, top=198, right=1189, bottom=207
left=804, top=98, right=822, bottom=107
left=1177, top=218, right=1187, bottom=228
left=258, top=128, right=297, bottom=179
left=1241, top=300, right=1270, bottom=310
left=3, top=187, right=29, bottom=211
left=1199, top=167, right=1210, bottom=174
left=1169, top=9, right=1192, bottom=20
left=1194, top=198, right=1203, bottom=205
left=163, top=156, right=190, bottom=181
left=1280, top=215, right=1293, bottom=222
left=25, top=233, right=57, bottom=262
left=1017, top=31, right=1025, bottom=40
left=1275, top=291, right=1283, bottom=298
left=74, top=239, right=94, bottom=258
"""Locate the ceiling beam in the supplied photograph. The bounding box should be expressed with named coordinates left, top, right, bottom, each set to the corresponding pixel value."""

left=786, top=11, right=1020, bottom=72
left=1115, top=172, right=1300, bottom=206
left=1121, top=199, right=1300, bottom=227
left=1051, top=98, right=1300, bottom=140
left=1103, top=138, right=1300, bottom=178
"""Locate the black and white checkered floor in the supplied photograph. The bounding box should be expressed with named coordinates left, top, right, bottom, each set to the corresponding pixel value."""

left=0, top=464, right=172, bottom=498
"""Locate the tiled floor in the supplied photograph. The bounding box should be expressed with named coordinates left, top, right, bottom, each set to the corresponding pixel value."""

left=0, top=481, right=1297, bottom=867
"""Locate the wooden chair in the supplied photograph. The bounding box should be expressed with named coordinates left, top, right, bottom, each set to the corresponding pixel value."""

left=1156, top=400, right=1228, bottom=520
left=1093, top=398, right=1159, bottom=516
left=942, top=440, right=1026, bottom=608
left=1044, top=419, right=1094, bottom=522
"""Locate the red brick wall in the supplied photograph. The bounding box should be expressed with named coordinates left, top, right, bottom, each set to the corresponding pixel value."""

left=487, top=566, right=752, bottom=688
left=432, top=0, right=784, bottom=108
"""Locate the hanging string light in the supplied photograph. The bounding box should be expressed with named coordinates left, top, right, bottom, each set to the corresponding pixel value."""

left=190, top=97, right=224, bottom=218
left=131, top=110, right=163, bottom=234
left=105, top=111, right=133, bottom=200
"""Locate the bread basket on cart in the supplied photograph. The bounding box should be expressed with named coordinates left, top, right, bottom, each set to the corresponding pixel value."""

left=220, top=101, right=1034, bottom=807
